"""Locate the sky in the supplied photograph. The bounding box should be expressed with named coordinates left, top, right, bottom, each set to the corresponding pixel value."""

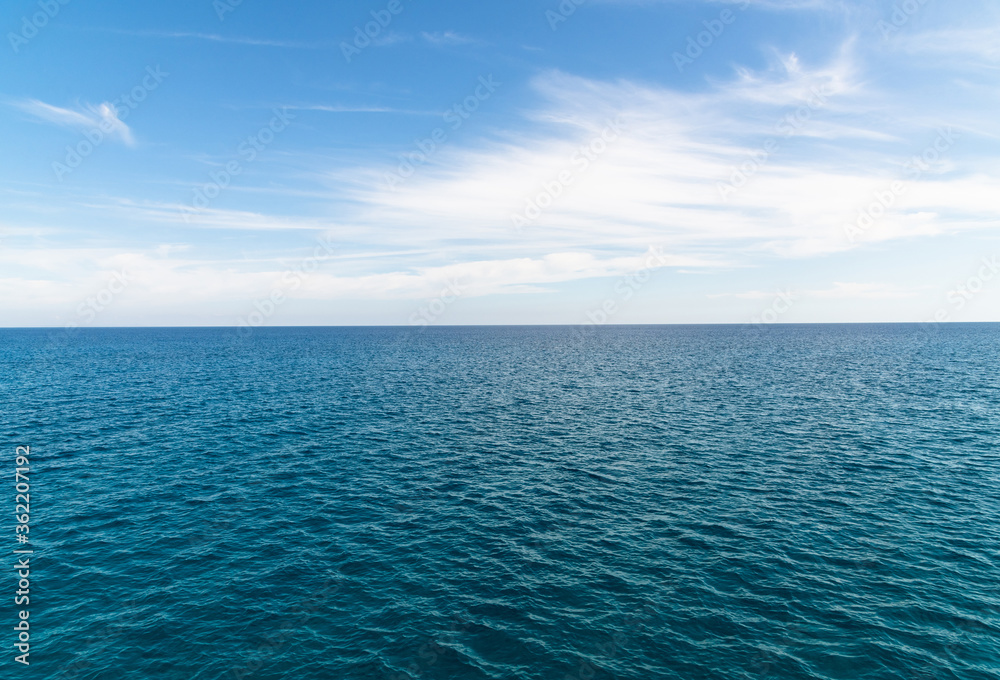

left=1, top=0, right=998, bottom=327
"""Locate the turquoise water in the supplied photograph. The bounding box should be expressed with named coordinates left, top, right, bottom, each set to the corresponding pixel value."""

left=2, top=325, right=998, bottom=679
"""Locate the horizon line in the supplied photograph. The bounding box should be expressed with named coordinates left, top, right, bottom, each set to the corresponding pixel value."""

left=3, top=322, right=999, bottom=330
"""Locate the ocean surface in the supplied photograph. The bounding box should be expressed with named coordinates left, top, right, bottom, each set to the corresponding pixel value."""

left=1, top=324, right=998, bottom=680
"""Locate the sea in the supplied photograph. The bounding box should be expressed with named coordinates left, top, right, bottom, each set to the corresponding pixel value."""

left=1, top=324, right=997, bottom=679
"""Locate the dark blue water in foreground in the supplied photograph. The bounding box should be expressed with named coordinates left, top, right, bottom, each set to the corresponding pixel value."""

left=1, top=325, right=998, bottom=679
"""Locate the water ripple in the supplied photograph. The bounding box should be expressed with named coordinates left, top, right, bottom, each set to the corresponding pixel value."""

left=1, top=325, right=998, bottom=679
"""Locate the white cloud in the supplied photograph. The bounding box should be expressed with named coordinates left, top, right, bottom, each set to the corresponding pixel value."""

left=371, top=32, right=412, bottom=47
left=895, top=27, right=1000, bottom=63
left=283, top=104, right=435, bottom=115
left=596, top=0, right=850, bottom=10
left=6, top=17, right=998, bottom=324
left=75, top=199, right=333, bottom=232
left=712, top=281, right=921, bottom=302
left=14, top=99, right=135, bottom=146
left=420, top=31, right=481, bottom=46
left=806, top=282, right=920, bottom=299
left=322, top=43, right=998, bottom=268
left=0, top=245, right=705, bottom=320
left=85, top=28, right=328, bottom=49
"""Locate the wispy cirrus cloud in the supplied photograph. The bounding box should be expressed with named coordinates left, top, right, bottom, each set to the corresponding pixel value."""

left=12, top=99, right=135, bottom=146
left=0, top=244, right=703, bottom=315
left=712, top=282, right=919, bottom=300
left=371, top=31, right=412, bottom=47
left=280, top=104, right=437, bottom=115
left=359, top=31, right=481, bottom=48
left=806, top=282, right=919, bottom=299
left=596, top=0, right=850, bottom=10
left=420, top=31, right=481, bottom=46
left=325, top=41, right=997, bottom=266
left=77, top=27, right=330, bottom=49
left=895, top=26, right=1000, bottom=64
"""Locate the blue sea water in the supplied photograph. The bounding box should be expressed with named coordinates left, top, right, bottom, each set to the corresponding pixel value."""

left=1, top=324, right=998, bottom=680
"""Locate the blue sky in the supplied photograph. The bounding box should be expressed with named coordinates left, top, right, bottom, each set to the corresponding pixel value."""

left=1, top=0, right=998, bottom=327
